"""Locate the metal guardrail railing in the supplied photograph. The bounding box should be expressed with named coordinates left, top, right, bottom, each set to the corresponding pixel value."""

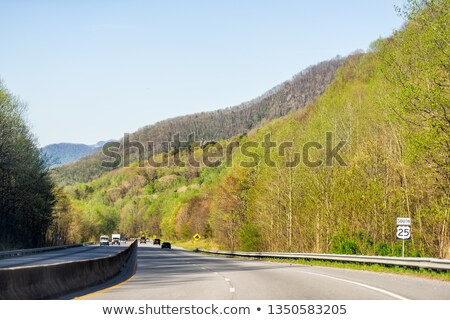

left=195, top=249, right=450, bottom=271
left=0, top=244, right=83, bottom=260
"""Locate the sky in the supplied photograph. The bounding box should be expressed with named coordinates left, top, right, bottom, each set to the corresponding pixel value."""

left=0, top=0, right=405, bottom=147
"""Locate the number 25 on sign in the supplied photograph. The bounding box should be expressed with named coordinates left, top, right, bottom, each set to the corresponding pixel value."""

left=396, top=226, right=411, bottom=240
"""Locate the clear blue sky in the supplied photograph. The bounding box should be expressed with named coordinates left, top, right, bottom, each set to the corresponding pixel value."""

left=0, top=0, right=404, bottom=146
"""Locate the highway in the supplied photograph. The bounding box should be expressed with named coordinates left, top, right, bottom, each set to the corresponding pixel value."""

left=69, top=243, right=450, bottom=300
left=0, top=244, right=127, bottom=268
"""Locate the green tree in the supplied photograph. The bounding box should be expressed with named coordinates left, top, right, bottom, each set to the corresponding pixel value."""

left=0, top=81, right=55, bottom=249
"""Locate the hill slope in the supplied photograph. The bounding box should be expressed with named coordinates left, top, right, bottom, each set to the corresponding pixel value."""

left=52, top=57, right=344, bottom=186
left=53, top=0, right=449, bottom=258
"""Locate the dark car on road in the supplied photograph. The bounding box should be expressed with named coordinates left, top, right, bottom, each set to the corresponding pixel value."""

left=153, top=238, right=161, bottom=245
left=161, top=242, right=171, bottom=249
left=140, top=236, right=146, bottom=244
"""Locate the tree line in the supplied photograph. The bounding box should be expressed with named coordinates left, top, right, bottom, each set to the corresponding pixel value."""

left=0, top=82, right=56, bottom=249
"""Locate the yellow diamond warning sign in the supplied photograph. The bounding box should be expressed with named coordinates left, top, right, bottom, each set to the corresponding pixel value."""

left=193, top=233, right=201, bottom=241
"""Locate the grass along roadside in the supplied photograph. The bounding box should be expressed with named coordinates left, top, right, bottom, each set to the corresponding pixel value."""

left=171, top=239, right=219, bottom=251
left=172, top=240, right=449, bottom=282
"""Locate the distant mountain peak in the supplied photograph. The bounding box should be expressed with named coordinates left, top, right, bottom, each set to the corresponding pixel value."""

left=41, top=140, right=110, bottom=167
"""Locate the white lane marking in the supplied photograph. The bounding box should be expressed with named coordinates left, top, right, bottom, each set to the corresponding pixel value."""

left=301, top=271, right=408, bottom=300
left=200, top=267, right=234, bottom=293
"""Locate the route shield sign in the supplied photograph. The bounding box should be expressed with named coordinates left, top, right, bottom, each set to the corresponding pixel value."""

left=396, top=226, right=411, bottom=240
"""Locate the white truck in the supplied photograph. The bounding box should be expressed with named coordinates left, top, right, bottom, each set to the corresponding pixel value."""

left=111, top=233, right=121, bottom=245
left=100, top=235, right=109, bottom=246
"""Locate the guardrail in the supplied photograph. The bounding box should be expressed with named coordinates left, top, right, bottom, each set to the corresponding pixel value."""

left=0, top=244, right=83, bottom=260
left=0, top=240, right=138, bottom=299
left=195, top=249, right=450, bottom=271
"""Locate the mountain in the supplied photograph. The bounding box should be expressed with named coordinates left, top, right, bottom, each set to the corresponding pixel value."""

left=53, top=0, right=450, bottom=258
left=132, top=57, right=344, bottom=144
left=41, top=141, right=109, bottom=167
left=51, top=56, right=345, bottom=185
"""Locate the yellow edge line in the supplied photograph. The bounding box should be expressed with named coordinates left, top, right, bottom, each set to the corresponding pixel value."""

left=74, top=273, right=136, bottom=300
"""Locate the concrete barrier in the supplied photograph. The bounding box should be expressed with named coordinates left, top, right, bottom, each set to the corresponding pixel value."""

left=0, top=240, right=137, bottom=299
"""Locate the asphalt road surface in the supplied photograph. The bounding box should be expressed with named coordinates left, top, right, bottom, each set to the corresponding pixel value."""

left=72, top=243, right=450, bottom=300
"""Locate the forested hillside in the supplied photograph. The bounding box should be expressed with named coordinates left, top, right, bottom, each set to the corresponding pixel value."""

left=54, top=0, right=449, bottom=258
left=0, top=83, right=56, bottom=249
left=52, top=57, right=344, bottom=186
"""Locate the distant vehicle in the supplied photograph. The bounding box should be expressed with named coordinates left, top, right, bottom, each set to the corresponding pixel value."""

left=140, top=236, right=146, bottom=244
left=100, top=235, right=109, bottom=246
left=161, top=242, right=171, bottom=249
left=111, top=233, right=120, bottom=245
left=153, top=238, right=161, bottom=245
left=146, top=237, right=151, bottom=243
left=120, top=237, right=128, bottom=243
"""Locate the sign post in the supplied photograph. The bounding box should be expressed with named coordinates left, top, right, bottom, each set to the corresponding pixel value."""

left=396, top=217, right=411, bottom=257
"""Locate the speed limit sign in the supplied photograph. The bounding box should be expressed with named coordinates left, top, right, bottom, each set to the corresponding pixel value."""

left=396, top=226, right=411, bottom=240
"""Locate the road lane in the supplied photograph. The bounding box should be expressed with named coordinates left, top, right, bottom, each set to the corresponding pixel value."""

left=76, top=244, right=450, bottom=300
left=0, top=244, right=129, bottom=268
